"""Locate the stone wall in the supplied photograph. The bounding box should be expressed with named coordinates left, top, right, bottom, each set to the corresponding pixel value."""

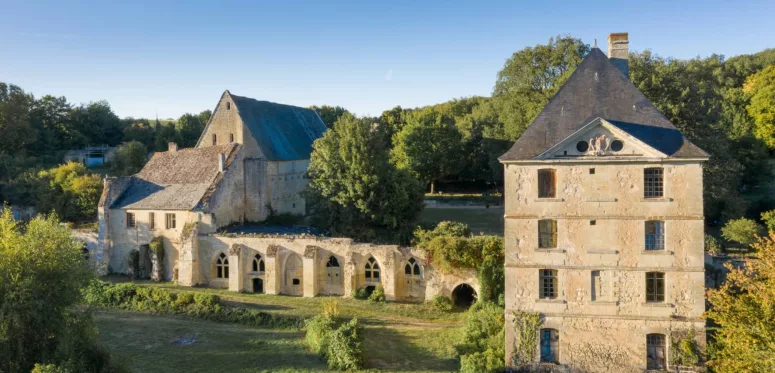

left=503, top=161, right=706, bottom=371
left=190, top=235, right=478, bottom=301
left=265, top=159, right=309, bottom=216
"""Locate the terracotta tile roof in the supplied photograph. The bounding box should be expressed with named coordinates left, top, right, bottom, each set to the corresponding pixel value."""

left=111, top=143, right=240, bottom=210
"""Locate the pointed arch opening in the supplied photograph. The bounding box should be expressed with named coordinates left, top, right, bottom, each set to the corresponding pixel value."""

left=252, top=254, right=265, bottom=273
left=365, top=256, right=381, bottom=284
left=326, top=255, right=342, bottom=287
left=216, top=253, right=229, bottom=279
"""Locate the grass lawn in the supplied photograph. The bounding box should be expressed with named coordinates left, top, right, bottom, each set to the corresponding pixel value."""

left=95, top=281, right=464, bottom=372
left=419, top=207, right=504, bottom=236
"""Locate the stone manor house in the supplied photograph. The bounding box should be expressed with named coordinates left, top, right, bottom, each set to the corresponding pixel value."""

left=500, top=33, right=707, bottom=372
left=96, top=91, right=477, bottom=302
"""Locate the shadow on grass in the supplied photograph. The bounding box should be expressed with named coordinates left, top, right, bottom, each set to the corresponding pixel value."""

left=363, top=325, right=459, bottom=372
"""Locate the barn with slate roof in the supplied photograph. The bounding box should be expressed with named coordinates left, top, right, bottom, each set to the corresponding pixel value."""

left=96, top=91, right=328, bottom=280
left=501, top=34, right=708, bottom=372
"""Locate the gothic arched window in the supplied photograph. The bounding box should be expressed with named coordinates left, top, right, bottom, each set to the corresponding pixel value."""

left=216, top=253, right=229, bottom=279
left=365, top=257, right=380, bottom=282
left=252, top=254, right=265, bottom=273
left=404, top=257, right=422, bottom=278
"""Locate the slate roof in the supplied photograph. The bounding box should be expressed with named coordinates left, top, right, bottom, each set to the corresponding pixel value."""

left=230, top=93, right=327, bottom=161
left=111, top=143, right=240, bottom=210
left=499, top=48, right=708, bottom=161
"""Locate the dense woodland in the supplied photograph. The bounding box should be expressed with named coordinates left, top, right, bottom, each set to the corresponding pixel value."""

left=2, top=35, right=775, bottom=225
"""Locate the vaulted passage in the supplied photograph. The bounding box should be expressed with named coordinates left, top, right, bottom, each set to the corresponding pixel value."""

left=452, top=284, right=477, bottom=309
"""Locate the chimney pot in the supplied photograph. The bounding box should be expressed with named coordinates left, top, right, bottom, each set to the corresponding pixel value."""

left=168, top=142, right=178, bottom=152
left=607, top=32, right=629, bottom=78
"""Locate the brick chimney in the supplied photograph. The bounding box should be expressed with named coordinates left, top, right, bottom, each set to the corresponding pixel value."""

left=168, top=142, right=178, bottom=152
left=607, top=32, right=629, bottom=78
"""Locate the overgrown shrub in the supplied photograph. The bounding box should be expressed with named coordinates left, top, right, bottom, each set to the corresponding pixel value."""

left=427, top=295, right=453, bottom=312
left=722, top=218, right=764, bottom=246
left=83, top=281, right=302, bottom=329
left=31, top=364, right=66, bottom=373
left=705, top=235, right=723, bottom=255
left=415, top=223, right=505, bottom=302
left=322, top=298, right=340, bottom=318
left=368, top=285, right=386, bottom=302
left=670, top=328, right=701, bottom=367
left=326, top=318, right=365, bottom=370
left=455, top=302, right=505, bottom=373
left=304, top=315, right=336, bottom=355
left=353, top=288, right=368, bottom=300
left=149, top=236, right=164, bottom=281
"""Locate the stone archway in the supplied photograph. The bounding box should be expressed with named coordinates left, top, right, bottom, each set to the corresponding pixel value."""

left=452, top=283, right=477, bottom=309
left=284, top=254, right=303, bottom=296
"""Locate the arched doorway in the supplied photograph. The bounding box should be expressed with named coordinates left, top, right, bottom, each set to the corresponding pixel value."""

left=284, top=254, right=303, bottom=296
left=452, top=283, right=477, bottom=309
left=252, top=278, right=264, bottom=293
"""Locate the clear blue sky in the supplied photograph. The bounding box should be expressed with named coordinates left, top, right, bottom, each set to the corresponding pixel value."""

left=1, top=0, right=774, bottom=119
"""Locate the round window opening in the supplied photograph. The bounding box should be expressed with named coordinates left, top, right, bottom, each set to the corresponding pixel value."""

left=576, top=140, right=589, bottom=153
left=610, top=140, right=624, bottom=152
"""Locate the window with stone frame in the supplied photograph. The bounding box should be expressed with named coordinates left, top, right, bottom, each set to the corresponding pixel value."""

left=126, top=212, right=136, bottom=228
left=538, top=219, right=558, bottom=249
left=645, top=221, right=665, bottom=250
left=252, top=254, right=264, bottom=273
left=540, top=328, right=560, bottom=363
left=365, top=257, right=380, bottom=283
left=165, top=213, right=176, bottom=229
left=216, top=253, right=229, bottom=279
left=404, top=257, right=421, bottom=278
left=646, top=333, right=667, bottom=370
left=538, top=169, right=556, bottom=198
left=539, top=269, right=558, bottom=299
left=229, top=133, right=234, bottom=143
left=644, top=167, right=664, bottom=198
left=149, top=212, right=155, bottom=229
left=646, top=272, right=665, bottom=302
left=212, top=133, right=217, bottom=146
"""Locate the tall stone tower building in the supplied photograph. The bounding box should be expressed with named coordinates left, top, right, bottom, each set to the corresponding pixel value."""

left=500, top=33, right=708, bottom=372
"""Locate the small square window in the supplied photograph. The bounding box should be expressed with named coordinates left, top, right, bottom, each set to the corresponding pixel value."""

left=292, top=278, right=300, bottom=285
left=589, top=168, right=595, bottom=174
left=590, top=220, right=596, bottom=226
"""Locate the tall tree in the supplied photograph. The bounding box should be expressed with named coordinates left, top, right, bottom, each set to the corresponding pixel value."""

left=310, top=105, right=350, bottom=128
left=706, top=232, right=775, bottom=372
left=493, top=36, right=590, bottom=141
left=0, top=83, right=35, bottom=155
left=110, top=141, right=148, bottom=176
left=305, top=113, right=424, bottom=243
left=35, top=162, right=102, bottom=222
left=743, top=65, right=775, bottom=149
left=0, top=211, right=119, bottom=372
left=391, top=111, right=463, bottom=193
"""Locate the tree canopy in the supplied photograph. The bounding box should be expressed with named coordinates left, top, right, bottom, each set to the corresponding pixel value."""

left=305, top=113, right=424, bottom=243
left=0, top=210, right=122, bottom=372
left=706, top=232, right=775, bottom=372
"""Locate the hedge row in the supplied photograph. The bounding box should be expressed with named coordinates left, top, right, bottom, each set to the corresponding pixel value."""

left=83, top=281, right=304, bottom=329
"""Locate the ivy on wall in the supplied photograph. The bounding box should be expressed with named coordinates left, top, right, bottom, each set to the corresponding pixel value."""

left=511, top=311, right=542, bottom=368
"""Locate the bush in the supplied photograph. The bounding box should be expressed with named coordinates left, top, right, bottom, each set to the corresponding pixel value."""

left=304, top=315, right=336, bottom=355
left=353, top=288, right=369, bottom=300
left=762, top=209, right=775, bottom=233
left=83, top=281, right=302, bottom=329
left=428, top=295, right=453, bottom=312
left=321, top=298, right=340, bottom=319
left=31, top=364, right=66, bottom=373
left=722, top=218, right=765, bottom=246
left=670, top=328, right=701, bottom=367
left=326, top=318, right=365, bottom=370
left=705, top=235, right=723, bottom=255
left=368, top=285, right=386, bottom=302
left=455, top=302, right=504, bottom=373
